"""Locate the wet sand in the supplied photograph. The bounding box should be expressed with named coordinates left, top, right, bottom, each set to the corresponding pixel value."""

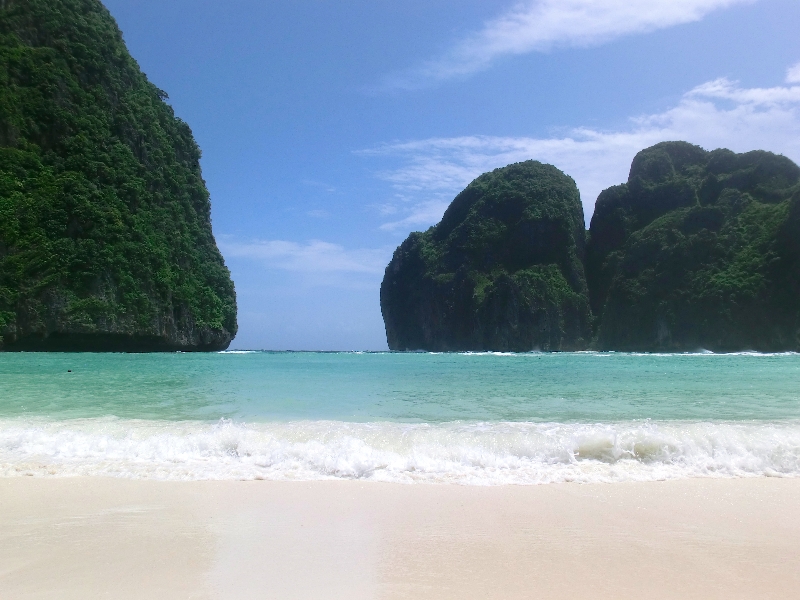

left=1, top=477, right=799, bottom=599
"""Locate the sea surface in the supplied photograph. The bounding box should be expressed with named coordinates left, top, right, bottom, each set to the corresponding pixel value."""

left=1, top=351, right=799, bottom=484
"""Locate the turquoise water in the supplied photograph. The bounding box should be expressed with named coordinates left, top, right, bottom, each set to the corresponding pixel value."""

left=3, top=351, right=800, bottom=421
left=1, top=351, right=799, bottom=483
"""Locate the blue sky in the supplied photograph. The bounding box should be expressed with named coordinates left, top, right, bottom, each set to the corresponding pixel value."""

left=103, top=0, right=800, bottom=350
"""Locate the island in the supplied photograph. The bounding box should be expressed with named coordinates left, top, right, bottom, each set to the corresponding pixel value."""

left=588, top=141, right=800, bottom=352
left=382, top=142, right=800, bottom=352
left=0, top=0, right=237, bottom=351
left=380, top=160, right=591, bottom=351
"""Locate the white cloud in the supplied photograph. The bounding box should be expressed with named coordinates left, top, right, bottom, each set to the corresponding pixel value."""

left=787, top=61, right=800, bottom=84
left=689, top=77, right=800, bottom=105
left=388, top=0, right=753, bottom=87
left=220, top=239, right=390, bottom=275
left=365, top=73, right=800, bottom=230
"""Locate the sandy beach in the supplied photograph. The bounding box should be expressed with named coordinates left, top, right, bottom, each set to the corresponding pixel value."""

left=1, top=477, right=798, bottom=599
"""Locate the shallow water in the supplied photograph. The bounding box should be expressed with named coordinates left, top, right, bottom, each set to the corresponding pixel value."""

left=1, top=351, right=799, bottom=483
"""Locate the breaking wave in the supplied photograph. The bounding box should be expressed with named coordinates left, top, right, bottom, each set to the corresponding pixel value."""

left=2, top=418, right=799, bottom=484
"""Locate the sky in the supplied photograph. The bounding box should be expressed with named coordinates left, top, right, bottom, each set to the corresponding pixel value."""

left=102, top=0, right=800, bottom=350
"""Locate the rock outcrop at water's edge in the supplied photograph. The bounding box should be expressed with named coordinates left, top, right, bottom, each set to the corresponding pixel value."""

left=382, top=142, right=800, bottom=353
left=587, top=141, right=800, bottom=352
left=0, top=0, right=236, bottom=351
left=380, top=161, right=592, bottom=351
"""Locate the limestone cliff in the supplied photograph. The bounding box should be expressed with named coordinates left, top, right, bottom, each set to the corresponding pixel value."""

left=0, top=0, right=236, bottom=351
left=587, top=141, right=800, bottom=351
left=380, top=161, right=591, bottom=351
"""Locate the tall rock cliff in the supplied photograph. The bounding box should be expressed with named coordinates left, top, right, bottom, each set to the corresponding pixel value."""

left=0, top=0, right=237, bottom=350
left=587, top=141, right=800, bottom=351
left=381, top=161, right=591, bottom=351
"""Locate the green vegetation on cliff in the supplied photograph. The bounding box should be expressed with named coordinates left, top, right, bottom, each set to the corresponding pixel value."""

left=381, top=161, right=591, bottom=351
left=383, top=143, right=800, bottom=352
left=0, top=0, right=236, bottom=350
left=587, top=141, right=800, bottom=351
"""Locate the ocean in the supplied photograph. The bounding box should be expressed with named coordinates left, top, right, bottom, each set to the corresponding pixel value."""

left=1, top=351, right=799, bottom=484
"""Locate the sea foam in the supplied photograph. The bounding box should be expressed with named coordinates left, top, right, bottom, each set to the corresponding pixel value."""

left=1, top=418, right=799, bottom=484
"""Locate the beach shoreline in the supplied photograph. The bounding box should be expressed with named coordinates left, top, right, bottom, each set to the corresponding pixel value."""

left=1, top=476, right=798, bottom=599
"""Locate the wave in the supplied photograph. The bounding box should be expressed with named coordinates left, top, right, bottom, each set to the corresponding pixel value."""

left=2, top=418, right=799, bottom=484
left=458, top=351, right=529, bottom=356
left=625, top=351, right=800, bottom=357
left=457, top=351, right=800, bottom=357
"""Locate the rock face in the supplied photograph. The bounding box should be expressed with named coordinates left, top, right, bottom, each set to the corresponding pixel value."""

left=381, top=161, right=591, bottom=351
left=587, top=141, right=800, bottom=352
left=0, top=0, right=236, bottom=351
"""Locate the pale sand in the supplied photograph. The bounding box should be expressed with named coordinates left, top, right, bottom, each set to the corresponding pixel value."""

left=1, top=478, right=799, bottom=599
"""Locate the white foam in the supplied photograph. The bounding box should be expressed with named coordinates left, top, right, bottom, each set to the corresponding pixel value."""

left=626, top=351, right=800, bottom=357
left=457, top=351, right=540, bottom=357
left=2, top=418, right=799, bottom=484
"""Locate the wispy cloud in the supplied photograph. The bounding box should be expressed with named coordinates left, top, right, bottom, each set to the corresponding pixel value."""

left=386, top=0, right=754, bottom=88
left=688, top=76, right=800, bottom=105
left=220, top=239, right=391, bottom=276
left=785, top=61, right=800, bottom=85
left=364, top=72, right=800, bottom=230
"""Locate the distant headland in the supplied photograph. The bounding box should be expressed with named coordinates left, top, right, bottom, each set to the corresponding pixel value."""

left=0, top=0, right=237, bottom=351
left=382, top=142, right=800, bottom=352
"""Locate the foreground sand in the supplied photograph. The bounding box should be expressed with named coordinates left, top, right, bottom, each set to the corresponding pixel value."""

left=1, top=477, right=799, bottom=599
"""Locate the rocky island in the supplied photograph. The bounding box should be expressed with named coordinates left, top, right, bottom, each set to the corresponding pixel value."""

left=381, top=161, right=591, bottom=351
left=382, top=142, right=800, bottom=352
left=0, top=0, right=236, bottom=351
left=588, top=141, right=800, bottom=352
